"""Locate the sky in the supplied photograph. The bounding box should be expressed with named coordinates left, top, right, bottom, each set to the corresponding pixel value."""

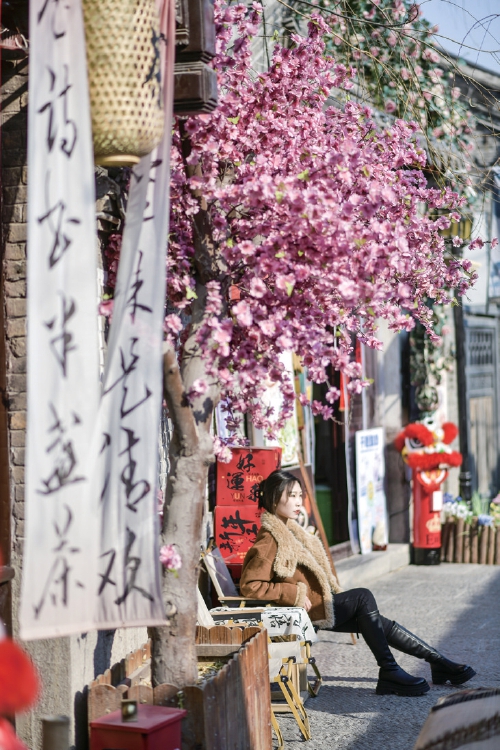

left=420, top=0, right=500, bottom=74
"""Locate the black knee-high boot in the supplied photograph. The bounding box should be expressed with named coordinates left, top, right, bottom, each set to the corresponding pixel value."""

left=387, top=622, right=476, bottom=686
left=357, top=611, right=430, bottom=696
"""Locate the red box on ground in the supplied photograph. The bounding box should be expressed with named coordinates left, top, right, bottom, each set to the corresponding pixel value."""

left=214, top=504, right=263, bottom=564
left=90, top=705, right=186, bottom=750
left=216, top=447, right=281, bottom=506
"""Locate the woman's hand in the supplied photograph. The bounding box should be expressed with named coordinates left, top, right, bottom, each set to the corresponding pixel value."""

left=304, top=596, right=312, bottom=612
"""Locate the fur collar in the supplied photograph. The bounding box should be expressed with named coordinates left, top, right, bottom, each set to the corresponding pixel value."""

left=260, top=511, right=342, bottom=628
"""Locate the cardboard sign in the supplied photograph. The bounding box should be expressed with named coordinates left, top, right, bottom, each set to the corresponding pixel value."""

left=216, top=448, right=281, bottom=506
left=214, top=505, right=264, bottom=565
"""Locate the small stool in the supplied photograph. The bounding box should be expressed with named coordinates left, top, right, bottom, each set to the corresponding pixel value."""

left=90, top=705, right=186, bottom=750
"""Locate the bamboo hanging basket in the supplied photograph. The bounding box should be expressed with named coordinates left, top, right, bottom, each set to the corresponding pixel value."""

left=83, top=0, right=164, bottom=167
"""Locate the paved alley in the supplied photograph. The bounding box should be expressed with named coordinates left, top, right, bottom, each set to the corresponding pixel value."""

left=274, top=563, right=500, bottom=750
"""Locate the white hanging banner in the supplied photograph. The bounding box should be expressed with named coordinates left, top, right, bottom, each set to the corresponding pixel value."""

left=89, top=0, right=175, bottom=629
left=21, top=0, right=100, bottom=638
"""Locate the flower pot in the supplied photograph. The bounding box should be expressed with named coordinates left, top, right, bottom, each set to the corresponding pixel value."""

left=82, top=0, right=164, bottom=166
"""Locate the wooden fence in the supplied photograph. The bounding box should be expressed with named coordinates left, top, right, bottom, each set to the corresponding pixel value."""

left=441, top=520, right=500, bottom=564
left=89, top=627, right=272, bottom=750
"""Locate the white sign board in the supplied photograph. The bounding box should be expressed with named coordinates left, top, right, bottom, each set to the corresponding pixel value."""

left=355, top=428, right=388, bottom=555
left=488, top=167, right=500, bottom=303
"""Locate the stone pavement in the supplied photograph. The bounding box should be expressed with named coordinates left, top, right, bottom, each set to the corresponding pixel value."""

left=273, top=563, right=500, bottom=749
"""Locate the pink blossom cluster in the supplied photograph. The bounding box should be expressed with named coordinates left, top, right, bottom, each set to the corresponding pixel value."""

left=159, top=544, right=182, bottom=571
left=166, top=5, right=476, bottom=436
left=324, top=0, right=475, bottom=188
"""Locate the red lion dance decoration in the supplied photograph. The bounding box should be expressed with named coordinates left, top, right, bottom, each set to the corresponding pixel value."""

left=394, top=420, right=462, bottom=484
left=394, top=419, right=462, bottom=564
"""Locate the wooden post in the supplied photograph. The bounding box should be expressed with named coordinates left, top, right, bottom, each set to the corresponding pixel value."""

left=470, top=519, right=479, bottom=563
left=463, top=524, right=471, bottom=564
left=445, top=520, right=455, bottom=562
left=454, top=518, right=465, bottom=563
left=495, top=526, right=500, bottom=565
left=487, top=526, right=495, bottom=566
left=440, top=522, right=450, bottom=562
left=42, top=716, right=69, bottom=750
left=479, top=525, right=488, bottom=564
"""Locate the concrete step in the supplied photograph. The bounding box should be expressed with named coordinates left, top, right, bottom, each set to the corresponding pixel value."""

left=334, top=544, right=410, bottom=589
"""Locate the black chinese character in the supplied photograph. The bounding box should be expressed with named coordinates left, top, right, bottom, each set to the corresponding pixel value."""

left=103, top=337, right=152, bottom=418
left=119, top=427, right=151, bottom=512
left=38, top=65, right=77, bottom=158
left=226, top=471, right=244, bottom=492
left=38, top=0, right=69, bottom=40
left=44, top=293, right=77, bottom=377
left=33, top=505, right=83, bottom=619
left=248, top=483, right=260, bottom=503
left=127, top=250, right=152, bottom=322
left=221, top=510, right=255, bottom=535
left=37, top=404, right=85, bottom=495
left=38, top=172, right=81, bottom=268
left=98, top=528, right=154, bottom=605
left=236, top=452, right=256, bottom=473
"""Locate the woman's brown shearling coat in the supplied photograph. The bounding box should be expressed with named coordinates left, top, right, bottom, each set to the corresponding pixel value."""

left=240, top=511, right=343, bottom=628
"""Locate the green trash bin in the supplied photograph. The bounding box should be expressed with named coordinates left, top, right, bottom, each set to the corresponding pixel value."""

left=315, top=484, right=334, bottom=546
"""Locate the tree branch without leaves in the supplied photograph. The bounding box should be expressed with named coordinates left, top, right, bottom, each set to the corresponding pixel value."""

left=163, top=344, right=198, bottom=456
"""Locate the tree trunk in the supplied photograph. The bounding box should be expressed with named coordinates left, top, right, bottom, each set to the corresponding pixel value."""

left=151, top=125, right=224, bottom=687
left=151, top=284, right=221, bottom=687
left=151, top=434, right=212, bottom=686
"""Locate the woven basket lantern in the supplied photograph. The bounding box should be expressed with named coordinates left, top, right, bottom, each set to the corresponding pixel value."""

left=83, top=0, right=164, bottom=167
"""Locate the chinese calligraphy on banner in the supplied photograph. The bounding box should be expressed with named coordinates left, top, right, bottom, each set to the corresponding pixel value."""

left=22, top=0, right=175, bottom=638
left=89, top=0, right=175, bottom=629
left=22, top=0, right=100, bottom=638
left=89, top=146, right=170, bottom=628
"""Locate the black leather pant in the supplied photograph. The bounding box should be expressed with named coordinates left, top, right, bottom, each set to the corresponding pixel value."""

left=330, top=588, right=393, bottom=635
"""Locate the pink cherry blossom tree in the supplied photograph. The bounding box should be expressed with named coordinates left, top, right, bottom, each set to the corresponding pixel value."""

left=139, top=2, right=480, bottom=686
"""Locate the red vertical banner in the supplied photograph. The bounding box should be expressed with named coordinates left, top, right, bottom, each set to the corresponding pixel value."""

left=215, top=448, right=281, bottom=571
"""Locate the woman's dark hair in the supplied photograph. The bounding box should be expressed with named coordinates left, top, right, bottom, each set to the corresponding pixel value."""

left=258, top=469, right=302, bottom=513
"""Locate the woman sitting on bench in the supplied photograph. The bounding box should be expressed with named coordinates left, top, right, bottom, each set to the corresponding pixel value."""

left=240, top=469, right=476, bottom=697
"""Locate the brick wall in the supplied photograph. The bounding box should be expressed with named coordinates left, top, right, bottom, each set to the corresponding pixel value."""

left=1, top=46, right=28, bottom=630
